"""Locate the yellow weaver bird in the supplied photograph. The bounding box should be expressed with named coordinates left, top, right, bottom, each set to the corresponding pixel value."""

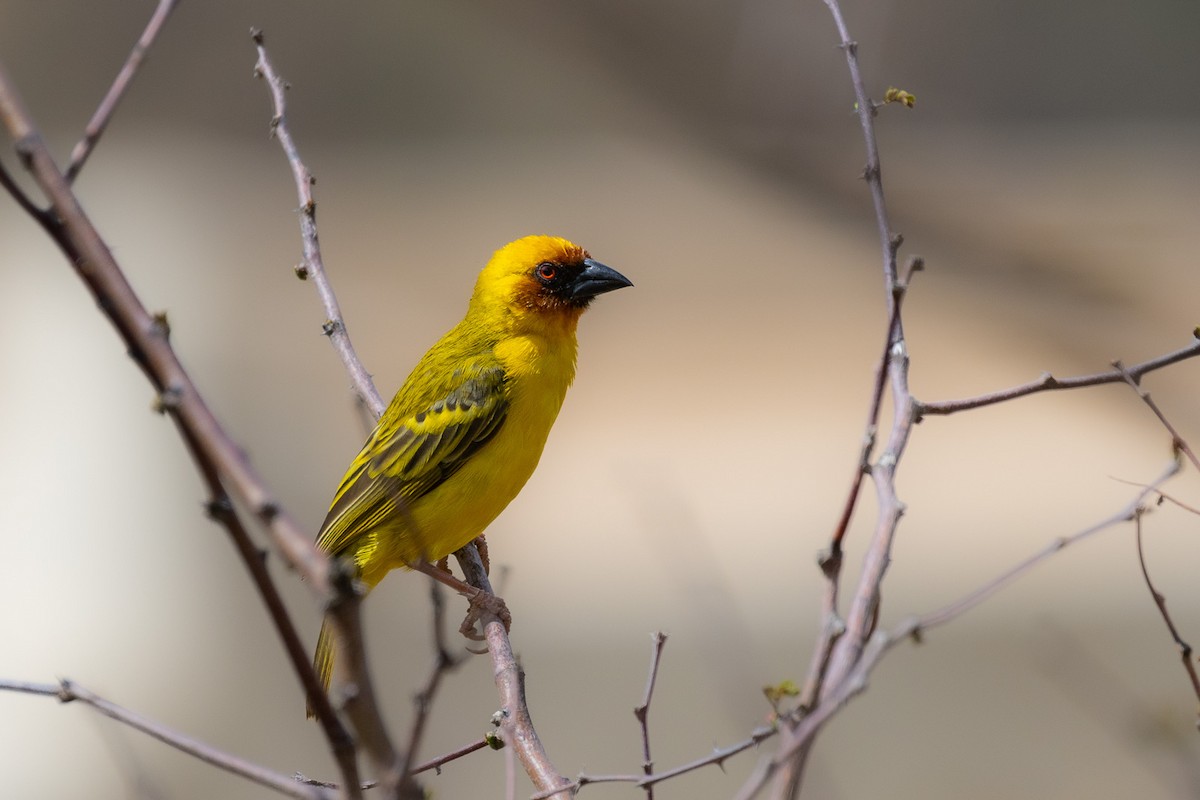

left=310, top=235, right=630, bottom=709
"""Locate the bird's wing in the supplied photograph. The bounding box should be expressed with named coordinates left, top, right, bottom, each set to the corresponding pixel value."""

left=315, top=364, right=508, bottom=559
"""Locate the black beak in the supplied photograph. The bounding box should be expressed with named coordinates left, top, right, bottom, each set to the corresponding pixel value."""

left=568, top=258, right=633, bottom=302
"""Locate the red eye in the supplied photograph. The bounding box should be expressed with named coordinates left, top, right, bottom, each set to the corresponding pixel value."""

left=536, top=262, right=557, bottom=281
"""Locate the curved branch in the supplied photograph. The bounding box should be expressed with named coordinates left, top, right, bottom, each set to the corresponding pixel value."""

left=252, top=30, right=385, bottom=418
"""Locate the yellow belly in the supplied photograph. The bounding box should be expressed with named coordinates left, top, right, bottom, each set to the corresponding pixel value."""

left=357, top=335, right=573, bottom=587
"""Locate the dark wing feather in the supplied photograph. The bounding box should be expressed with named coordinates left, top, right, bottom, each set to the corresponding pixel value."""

left=315, top=364, right=508, bottom=559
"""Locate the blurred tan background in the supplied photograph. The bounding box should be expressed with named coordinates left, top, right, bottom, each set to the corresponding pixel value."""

left=2, top=1, right=1199, bottom=798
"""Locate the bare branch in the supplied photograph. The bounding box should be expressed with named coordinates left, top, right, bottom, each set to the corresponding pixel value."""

left=533, top=722, right=779, bottom=799
left=64, top=0, right=181, bottom=183
left=910, top=457, right=1180, bottom=633
left=1133, top=513, right=1200, bottom=720
left=251, top=29, right=385, bottom=417
left=180, top=425, right=362, bottom=798
left=916, top=337, right=1200, bottom=420
left=412, top=737, right=492, bottom=776
left=455, top=545, right=572, bottom=799
left=0, top=679, right=332, bottom=800
left=759, top=2, right=916, bottom=795
left=323, top=564, right=421, bottom=799
left=1113, top=360, right=1200, bottom=473
left=399, top=579, right=466, bottom=780
left=1111, top=363, right=1200, bottom=718
left=299, top=737, right=493, bottom=792
left=632, top=632, right=668, bottom=799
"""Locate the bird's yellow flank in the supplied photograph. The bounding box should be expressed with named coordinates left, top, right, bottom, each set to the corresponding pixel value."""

left=310, top=235, right=630, bottom=706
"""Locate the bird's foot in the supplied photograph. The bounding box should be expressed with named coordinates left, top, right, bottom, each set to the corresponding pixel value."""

left=459, top=587, right=511, bottom=643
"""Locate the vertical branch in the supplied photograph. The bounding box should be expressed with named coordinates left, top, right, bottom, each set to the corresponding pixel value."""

left=769, top=2, right=914, bottom=796
left=1133, top=514, right=1200, bottom=721
left=822, top=0, right=901, bottom=293
left=633, top=633, right=668, bottom=800
left=455, top=545, right=573, bottom=800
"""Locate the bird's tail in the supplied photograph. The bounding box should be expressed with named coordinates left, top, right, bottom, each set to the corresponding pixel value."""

left=305, top=616, right=336, bottom=719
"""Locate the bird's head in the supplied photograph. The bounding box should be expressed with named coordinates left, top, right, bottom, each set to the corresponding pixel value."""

left=471, top=236, right=632, bottom=332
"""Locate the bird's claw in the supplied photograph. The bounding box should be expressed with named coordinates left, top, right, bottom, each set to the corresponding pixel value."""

left=459, top=587, right=512, bottom=644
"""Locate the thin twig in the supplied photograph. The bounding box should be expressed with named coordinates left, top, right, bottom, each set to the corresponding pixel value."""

left=915, top=337, right=1200, bottom=420
left=633, top=632, right=668, bottom=799
left=1113, top=360, right=1200, bottom=473
left=455, top=545, right=572, bottom=800
left=251, top=30, right=385, bottom=417
left=1111, top=480, right=1200, bottom=516
left=413, top=737, right=492, bottom=776
left=1133, top=513, right=1200, bottom=718
left=0, top=158, right=47, bottom=222
left=803, top=301, right=901, bottom=709
left=64, top=0, right=181, bottom=183
left=531, top=723, right=780, bottom=799
left=1112, top=363, right=1200, bottom=718
left=399, top=578, right=465, bottom=780
left=0, top=679, right=332, bottom=800
left=907, top=457, right=1180, bottom=633
left=299, top=737, right=492, bottom=790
